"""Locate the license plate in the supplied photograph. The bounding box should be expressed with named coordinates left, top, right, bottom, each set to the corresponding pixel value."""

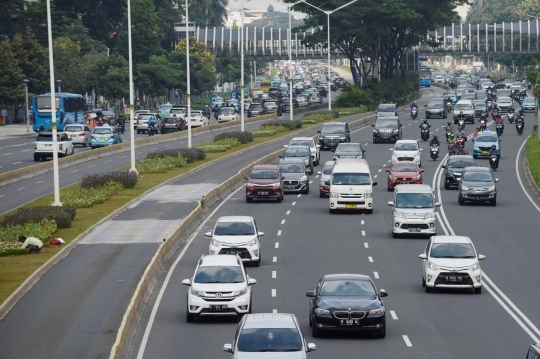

left=258, top=191, right=269, bottom=195
left=409, top=227, right=421, bottom=232
left=527, top=107, right=533, bottom=110
left=340, top=319, right=359, bottom=326
left=482, top=151, right=488, bottom=154
left=98, top=137, right=106, bottom=141
left=445, top=276, right=462, bottom=282
left=223, top=251, right=238, bottom=255
left=209, top=305, right=228, bottom=312
left=285, top=186, right=296, bottom=189
left=70, top=135, right=77, bottom=138
left=345, top=204, right=357, bottom=209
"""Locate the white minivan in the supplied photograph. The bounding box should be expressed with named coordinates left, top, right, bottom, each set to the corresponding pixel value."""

left=327, top=158, right=376, bottom=214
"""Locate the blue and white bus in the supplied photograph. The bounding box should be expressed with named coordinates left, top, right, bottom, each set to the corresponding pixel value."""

left=419, top=66, right=432, bottom=87
left=31, top=92, right=86, bottom=132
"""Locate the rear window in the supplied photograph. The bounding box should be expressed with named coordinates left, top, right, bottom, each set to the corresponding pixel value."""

left=237, top=328, right=302, bottom=352
left=36, top=134, right=56, bottom=141
left=93, top=128, right=113, bottom=134
left=64, top=125, right=84, bottom=132
left=377, top=105, right=396, bottom=112
left=249, top=104, right=262, bottom=109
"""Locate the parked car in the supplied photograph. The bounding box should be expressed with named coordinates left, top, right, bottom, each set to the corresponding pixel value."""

left=63, top=124, right=92, bottom=147
left=91, top=126, right=122, bottom=149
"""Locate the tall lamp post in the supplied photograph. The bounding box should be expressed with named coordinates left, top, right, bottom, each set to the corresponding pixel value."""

left=300, top=0, right=358, bottom=111
left=23, top=79, right=29, bottom=133
left=238, top=0, right=254, bottom=133
left=56, top=79, right=62, bottom=93
left=525, top=14, right=540, bottom=142
left=185, top=0, right=192, bottom=147
left=127, top=0, right=138, bottom=174
left=46, top=0, right=61, bottom=206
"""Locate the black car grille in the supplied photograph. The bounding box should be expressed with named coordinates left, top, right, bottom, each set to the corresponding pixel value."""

left=334, top=311, right=349, bottom=319
left=284, top=180, right=299, bottom=185
left=400, top=224, right=429, bottom=229
left=333, top=311, right=366, bottom=319
left=475, top=110, right=484, bottom=116
left=479, top=146, right=492, bottom=152
left=219, top=247, right=252, bottom=259
left=350, top=311, right=366, bottom=319
left=322, top=137, right=340, bottom=147
left=377, top=130, right=394, bottom=138
left=397, top=157, right=415, bottom=161
left=435, top=272, right=474, bottom=286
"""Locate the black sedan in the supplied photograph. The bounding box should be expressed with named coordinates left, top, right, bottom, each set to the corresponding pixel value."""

left=307, top=274, right=387, bottom=338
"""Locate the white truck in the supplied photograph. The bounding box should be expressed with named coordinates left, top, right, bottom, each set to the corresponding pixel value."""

left=34, top=132, right=74, bottom=161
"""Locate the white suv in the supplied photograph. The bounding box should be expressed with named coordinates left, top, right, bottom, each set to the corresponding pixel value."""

left=182, top=255, right=256, bottom=322
left=390, top=140, right=422, bottom=166
left=207, top=216, right=264, bottom=266
left=419, top=235, right=485, bottom=294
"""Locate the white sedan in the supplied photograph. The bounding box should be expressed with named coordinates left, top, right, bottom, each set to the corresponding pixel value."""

left=184, top=110, right=208, bottom=127
left=390, top=140, right=422, bottom=166
left=217, top=107, right=238, bottom=122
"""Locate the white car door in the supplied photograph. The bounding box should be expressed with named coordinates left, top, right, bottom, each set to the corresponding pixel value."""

left=422, top=238, right=432, bottom=280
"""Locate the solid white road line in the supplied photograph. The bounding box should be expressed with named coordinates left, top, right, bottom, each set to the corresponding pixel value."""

left=390, top=310, right=398, bottom=320
left=272, top=271, right=276, bottom=279
left=368, top=256, right=373, bottom=263
left=373, top=272, right=379, bottom=279
left=277, top=230, right=282, bottom=236
left=281, top=220, right=285, bottom=224
left=402, top=335, right=413, bottom=347
left=364, top=242, right=369, bottom=248
left=275, top=242, right=279, bottom=248
left=286, top=210, right=291, bottom=215
left=273, top=256, right=277, bottom=263
left=272, top=289, right=276, bottom=297
left=515, top=136, right=540, bottom=213
left=135, top=184, right=245, bottom=359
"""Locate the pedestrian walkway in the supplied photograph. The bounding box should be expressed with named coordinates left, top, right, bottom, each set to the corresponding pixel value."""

left=0, top=125, right=35, bottom=138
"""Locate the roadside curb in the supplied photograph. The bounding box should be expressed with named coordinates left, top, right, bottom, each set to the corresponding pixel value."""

left=523, top=147, right=540, bottom=203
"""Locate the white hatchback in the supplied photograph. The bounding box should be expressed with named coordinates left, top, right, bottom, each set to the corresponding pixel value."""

left=185, top=110, right=208, bottom=127
left=63, top=124, right=92, bottom=147
left=390, top=140, right=422, bottom=166
left=419, top=235, right=485, bottom=294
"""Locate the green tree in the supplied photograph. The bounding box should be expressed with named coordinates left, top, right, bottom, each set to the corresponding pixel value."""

left=189, top=0, right=229, bottom=27
left=87, top=55, right=129, bottom=100
left=169, top=50, right=216, bottom=96
left=62, top=18, right=107, bottom=55
left=0, top=0, right=25, bottom=40
left=0, top=40, right=25, bottom=116
left=136, top=55, right=178, bottom=98
left=10, top=27, right=49, bottom=95
left=18, top=0, right=73, bottom=46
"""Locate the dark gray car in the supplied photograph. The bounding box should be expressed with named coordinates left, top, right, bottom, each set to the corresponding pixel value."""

left=376, top=103, right=399, bottom=118
left=332, top=142, right=365, bottom=160
left=281, top=145, right=314, bottom=174
left=442, top=155, right=477, bottom=189
left=278, top=159, right=309, bottom=194
left=458, top=166, right=499, bottom=206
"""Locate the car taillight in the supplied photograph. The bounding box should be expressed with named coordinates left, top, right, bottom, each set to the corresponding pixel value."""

left=78, top=133, right=84, bottom=136
left=91, top=134, right=94, bottom=138
left=34, top=144, right=37, bottom=150
left=136, top=119, right=139, bottom=124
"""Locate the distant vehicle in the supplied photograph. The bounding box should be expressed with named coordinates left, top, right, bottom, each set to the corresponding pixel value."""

left=34, top=132, right=74, bottom=161
left=158, top=103, right=172, bottom=118
left=31, top=92, right=86, bottom=132
left=91, top=126, right=122, bottom=149
left=63, top=124, right=92, bottom=147
left=419, top=66, right=432, bottom=87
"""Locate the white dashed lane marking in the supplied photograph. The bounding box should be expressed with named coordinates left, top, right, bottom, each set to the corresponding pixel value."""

left=272, top=289, right=276, bottom=297
left=35, top=181, right=43, bottom=184
left=16, top=187, right=25, bottom=191
left=281, top=220, right=285, bottom=224
left=275, top=242, right=279, bottom=248
left=272, top=271, right=276, bottom=279
left=277, top=230, right=282, bottom=236
left=71, top=170, right=79, bottom=173
left=361, top=220, right=364, bottom=225
left=273, top=256, right=277, bottom=263
left=378, top=169, right=381, bottom=172
left=88, top=165, right=95, bottom=168
left=286, top=210, right=291, bottom=215
left=374, top=175, right=378, bottom=178
left=390, top=310, right=398, bottom=320
left=297, top=194, right=301, bottom=198
left=368, top=256, right=373, bottom=262
left=309, top=181, right=313, bottom=184
left=12, top=162, right=21, bottom=164
left=292, top=202, right=296, bottom=206
left=364, top=242, right=369, bottom=248
left=403, top=335, right=413, bottom=347
left=374, top=271, right=379, bottom=279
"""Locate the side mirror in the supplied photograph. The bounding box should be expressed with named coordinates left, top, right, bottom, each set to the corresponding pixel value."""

left=370, top=123, right=375, bottom=127
left=282, top=175, right=285, bottom=179
left=435, top=202, right=441, bottom=207
left=442, top=165, right=447, bottom=169
left=324, top=180, right=330, bottom=186
left=317, top=171, right=322, bottom=175
left=306, top=290, right=316, bottom=297
left=244, top=175, right=248, bottom=180
left=387, top=201, right=394, bottom=206
left=307, top=343, right=317, bottom=352
left=316, top=144, right=321, bottom=148
left=372, top=182, right=377, bottom=186
left=478, top=254, right=486, bottom=260
left=388, top=148, right=393, bottom=151
left=204, top=231, right=212, bottom=237
left=419, top=254, right=428, bottom=259
left=385, top=169, right=390, bottom=172
left=331, top=148, right=335, bottom=152
left=495, top=178, right=499, bottom=182
left=223, top=344, right=233, bottom=353
left=258, top=231, right=264, bottom=237
left=420, top=169, right=425, bottom=173
left=380, top=291, right=388, bottom=297
left=181, top=279, right=192, bottom=286
left=419, top=148, right=424, bottom=152
left=283, top=145, right=288, bottom=148
left=249, top=278, right=257, bottom=285
left=317, top=130, right=321, bottom=133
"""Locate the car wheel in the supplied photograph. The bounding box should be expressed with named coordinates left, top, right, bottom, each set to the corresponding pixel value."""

left=444, top=181, right=450, bottom=190
left=425, top=286, right=433, bottom=293
left=426, top=114, right=430, bottom=119
left=137, top=130, right=141, bottom=134
left=277, top=196, right=282, bottom=203
left=473, top=154, right=477, bottom=159
left=33, top=154, right=40, bottom=161
left=475, top=286, right=482, bottom=294
left=83, top=140, right=88, bottom=148
left=366, top=209, right=373, bottom=214
left=246, top=197, right=252, bottom=203
left=392, top=232, right=399, bottom=239
left=329, top=208, right=335, bottom=214
left=458, top=196, right=464, bottom=205
left=311, top=319, right=323, bottom=337
left=422, top=276, right=426, bottom=287
left=71, top=147, right=75, bottom=155
left=319, top=192, right=325, bottom=198
left=491, top=198, right=497, bottom=206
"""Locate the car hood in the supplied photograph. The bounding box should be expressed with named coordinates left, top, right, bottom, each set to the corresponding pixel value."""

left=317, top=296, right=381, bottom=311
left=461, top=181, right=494, bottom=188
left=284, top=155, right=309, bottom=162
left=429, top=257, right=478, bottom=268
left=377, top=112, right=396, bottom=118
left=446, top=167, right=465, bottom=174
left=392, top=207, right=434, bottom=214
left=282, top=173, right=305, bottom=180
left=235, top=352, right=306, bottom=359
left=248, top=178, right=281, bottom=185
left=390, top=171, right=420, bottom=178
left=213, top=234, right=257, bottom=245
left=375, top=127, right=398, bottom=131
left=474, top=140, right=498, bottom=147
left=191, top=282, right=246, bottom=292
left=393, top=150, right=419, bottom=156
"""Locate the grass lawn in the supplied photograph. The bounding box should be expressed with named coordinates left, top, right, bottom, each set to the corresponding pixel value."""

left=526, top=135, right=540, bottom=188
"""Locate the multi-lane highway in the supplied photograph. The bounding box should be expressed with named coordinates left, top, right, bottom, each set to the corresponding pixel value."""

left=128, top=91, right=540, bottom=359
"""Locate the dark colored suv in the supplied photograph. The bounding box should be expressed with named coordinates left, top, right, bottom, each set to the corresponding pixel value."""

left=317, top=122, right=350, bottom=150
left=372, top=116, right=402, bottom=143
left=425, top=98, right=447, bottom=119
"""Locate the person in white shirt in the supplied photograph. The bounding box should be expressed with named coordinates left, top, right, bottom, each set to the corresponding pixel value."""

left=18, top=236, right=43, bottom=253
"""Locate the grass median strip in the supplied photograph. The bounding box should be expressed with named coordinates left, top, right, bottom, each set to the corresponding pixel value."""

left=526, top=135, right=540, bottom=188
left=0, top=109, right=367, bottom=305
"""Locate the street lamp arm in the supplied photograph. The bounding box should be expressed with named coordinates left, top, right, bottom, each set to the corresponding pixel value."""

left=330, top=0, right=359, bottom=13
left=525, top=14, right=540, bottom=20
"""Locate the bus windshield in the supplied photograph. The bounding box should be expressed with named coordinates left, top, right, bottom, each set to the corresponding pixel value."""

left=35, top=96, right=60, bottom=111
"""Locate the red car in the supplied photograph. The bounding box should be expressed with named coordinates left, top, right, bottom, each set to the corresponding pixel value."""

left=386, top=161, right=424, bottom=191
left=244, top=165, right=284, bottom=203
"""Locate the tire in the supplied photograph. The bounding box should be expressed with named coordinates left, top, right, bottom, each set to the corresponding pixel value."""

left=329, top=208, right=335, bottom=214
left=458, top=196, right=464, bottom=205
left=366, top=209, right=373, bottom=214
left=392, top=232, right=399, bottom=239
left=319, top=192, right=325, bottom=198
left=491, top=198, right=497, bottom=206
left=425, top=286, right=433, bottom=293
left=137, top=130, right=141, bottom=134
left=444, top=181, right=450, bottom=190
left=475, top=286, right=482, bottom=294
left=426, top=114, right=430, bottom=119
left=83, top=140, right=88, bottom=148
left=71, top=147, right=74, bottom=155
left=246, top=197, right=252, bottom=203
left=277, top=196, right=282, bottom=203
left=91, top=146, right=95, bottom=150
left=473, top=154, right=477, bottom=159
left=33, top=154, right=40, bottom=162
left=422, top=276, right=426, bottom=287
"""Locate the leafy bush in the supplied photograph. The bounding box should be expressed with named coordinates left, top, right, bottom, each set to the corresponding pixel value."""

left=263, top=119, right=302, bottom=130
left=526, top=135, right=540, bottom=188
left=61, top=182, right=124, bottom=208
left=0, top=219, right=58, bottom=242
left=146, top=148, right=206, bottom=163
left=136, top=156, right=188, bottom=174
left=196, top=138, right=241, bottom=153
left=334, top=86, right=375, bottom=109
left=337, top=106, right=369, bottom=115
left=81, top=171, right=138, bottom=189
left=214, top=131, right=254, bottom=144
left=0, top=206, right=76, bottom=229
left=302, top=112, right=338, bottom=124
left=252, top=125, right=288, bottom=137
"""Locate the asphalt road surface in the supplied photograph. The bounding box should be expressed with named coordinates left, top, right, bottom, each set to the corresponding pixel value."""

left=128, top=91, right=540, bottom=359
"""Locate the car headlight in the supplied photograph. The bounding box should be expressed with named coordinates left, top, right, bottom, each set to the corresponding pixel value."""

left=461, top=184, right=469, bottom=191
left=428, top=261, right=440, bottom=271
left=393, top=129, right=399, bottom=133
left=425, top=212, right=436, bottom=218
left=232, top=288, right=248, bottom=296
left=270, top=182, right=281, bottom=187
left=314, top=308, right=330, bottom=315
left=412, top=175, right=421, bottom=180
left=368, top=308, right=385, bottom=317
left=393, top=212, right=405, bottom=218
left=488, top=184, right=496, bottom=191
left=190, top=289, right=205, bottom=297
left=300, top=175, right=307, bottom=182
left=469, top=262, right=479, bottom=271
left=389, top=175, right=396, bottom=180
left=247, top=182, right=255, bottom=188
left=339, top=136, right=346, bottom=140
left=414, top=152, right=420, bottom=157
left=211, top=239, right=222, bottom=247
left=365, top=192, right=373, bottom=198
left=304, top=159, right=309, bottom=164
left=373, top=129, right=379, bottom=133
left=330, top=192, right=339, bottom=198
left=247, top=238, right=258, bottom=246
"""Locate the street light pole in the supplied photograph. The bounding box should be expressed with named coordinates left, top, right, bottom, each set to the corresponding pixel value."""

left=237, top=0, right=253, bottom=132
left=23, top=79, right=29, bottom=133
left=186, top=0, right=192, bottom=147
left=46, top=0, right=61, bottom=206
left=127, top=0, right=138, bottom=175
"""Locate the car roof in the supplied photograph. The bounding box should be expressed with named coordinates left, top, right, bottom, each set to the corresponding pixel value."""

left=200, top=254, right=240, bottom=266
left=286, top=145, right=310, bottom=150
left=291, top=137, right=314, bottom=141
left=463, top=166, right=491, bottom=173
left=376, top=116, right=399, bottom=120
left=432, top=235, right=472, bottom=244
left=323, top=273, right=372, bottom=281
left=456, top=100, right=473, bottom=104
left=252, top=164, right=279, bottom=170
left=323, top=160, right=335, bottom=166
left=379, top=103, right=397, bottom=106
left=322, top=121, right=346, bottom=126
left=279, top=158, right=305, bottom=164
left=217, top=216, right=253, bottom=223
left=395, top=139, right=418, bottom=144
left=395, top=184, right=432, bottom=193
left=243, top=313, right=297, bottom=329
left=448, top=155, right=474, bottom=161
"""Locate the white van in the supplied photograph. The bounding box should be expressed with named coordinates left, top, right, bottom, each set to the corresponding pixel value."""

left=387, top=184, right=440, bottom=238
left=327, top=158, right=376, bottom=214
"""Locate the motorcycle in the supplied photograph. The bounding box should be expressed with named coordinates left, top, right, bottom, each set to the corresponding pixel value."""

left=496, top=122, right=504, bottom=136
left=445, top=101, right=453, bottom=112
left=479, top=118, right=487, bottom=131
left=489, top=153, right=499, bottom=170
left=411, top=107, right=418, bottom=119
left=444, top=127, right=453, bottom=141
left=487, top=100, right=493, bottom=110
left=507, top=112, right=515, bottom=123
left=491, top=108, right=499, bottom=119
left=448, top=143, right=456, bottom=156
left=420, top=125, right=430, bottom=141
left=148, top=124, right=157, bottom=136
left=458, top=118, right=465, bottom=131
left=430, top=145, right=439, bottom=160
left=456, top=137, right=466, bottom=155
left=516, top=121, right=524, bottom=135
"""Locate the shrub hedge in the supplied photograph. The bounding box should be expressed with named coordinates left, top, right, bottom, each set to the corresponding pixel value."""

left=214, top=131, right=254, bottom=144
left=81, top=171, right=138, bottom=189
left=263, top=119, right=302, bottom=130
left=146, top=148, right=206, bottom=163
left=0, top=206, right=76, bottom=229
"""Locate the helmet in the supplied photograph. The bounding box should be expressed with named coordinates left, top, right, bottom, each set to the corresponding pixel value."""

left=491, top=144, right=496, bottom=150
left=423, top=119, right=428, bottom=124
left=447, top=121, right=451, bottom=126
left=433, top=135, right=438, bottom=140
left=413, top=101, right=417, bottom=105
left=476, top=126, right=480, bottom=130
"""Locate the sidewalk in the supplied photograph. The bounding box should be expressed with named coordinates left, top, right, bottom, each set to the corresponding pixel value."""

left=0, top=125, right=35, bottom=138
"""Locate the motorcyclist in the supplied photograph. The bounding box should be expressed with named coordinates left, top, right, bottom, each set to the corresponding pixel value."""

left=495, top=113, right=504, bottom=131
left=489, top=144, right=500, bottom=160
left=457, top=130, right=467, bottom=143
left=429, top=135, right=440, bottom=146
left=473, top=126, right=481, bottom=137
left=447, top=132, right=457, bottom=154
left=419, top=119, right=431, bottom=129
left=147, top=116, right=156, bottom=133
left=444, top=121, right=453, bottom=133
left=517, top=109, right=525, bottom=127
left=410, top=101, right=418, bottom=110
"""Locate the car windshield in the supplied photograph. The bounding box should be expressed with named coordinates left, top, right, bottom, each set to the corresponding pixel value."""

left=193, top=266, right=244, bottom=283
left=139, top=115, right=154, bottom=120
left=297, top=96, right=306, bottom=100
left=377, top=105, right=395, bottom=112
left=473, top=102, right=486, bottom=108
left=170, top=109, right=184, bottom=114
left=321, top=125, right=344, bottom=135
left=279, top=163, right=304, bottom=173
left=448, top=159, right=476, bottom=168
left=265, top=102, right=277, bottom=107
left=395, top=143, right=418, bottom=151
left=395, top=193, right=433, bottom=208
left=391, top=163, right=419, bottom=172
left=322, top=163, right=334, bottom=175
left=336, top=144, right=361, bottom=152
left=285, top=148, right=309, bottom=157
left=320, top=280, right=376, bottom=296
left=524, top=99, right=535, bottom=105
left=250, top=170, right=279, bottom=179
left=455, top=103, right=473, bottom=110
left=462, top=172, right=493, bottom=182
left=430, top=243, right=476, bottom=259
left=375, top=119, right=398, bottom=128
left=160, top=104, right=172, bottom=110
left=93, top=128, right=113, bottom=134
left=214, top=222, right=255, bottom=236
left=428, top=101, right=444, bottom=108
left=64, top=125, right=83, bottom=132
left=476, top=135, right=497, bottom=142
left=290, top=140, right=313, bottom=147
left=249, top=104, right=262, bottom=109
left=498, top=97, right=512, bottom=103
left=35, top=96, right=60, bottom=111
left=237, top=328, right=302, bottom=352
left=332, top=173, right=371, bottom=185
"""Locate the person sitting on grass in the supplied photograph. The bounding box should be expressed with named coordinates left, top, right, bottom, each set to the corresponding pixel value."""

left=18, top=235, right=43, bottom=254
